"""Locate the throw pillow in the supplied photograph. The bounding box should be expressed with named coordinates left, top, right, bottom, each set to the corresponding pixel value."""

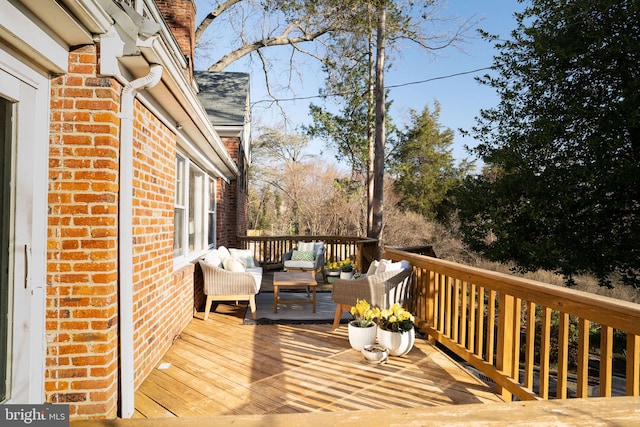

left=313, top=241, right=324, bottom=256
left=291, top=250, right=314, bottom=261
left=229, top=248, right=256, bottom=268
left=375, top=259, right=404, bottom=274
left=217, top=246, right=231, bottom=260
left=204, top=250, right=223, bottom=268
left=297, top=241, right=315, bottom=253
left=222, top=256, right=246, bottom=272
left=366, top=260, right=379, bottom=276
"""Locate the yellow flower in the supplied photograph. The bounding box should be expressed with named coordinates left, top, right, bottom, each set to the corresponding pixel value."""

left=350, top=299, right=380, bottom=327
left=379, top=304, right=415, bottom=333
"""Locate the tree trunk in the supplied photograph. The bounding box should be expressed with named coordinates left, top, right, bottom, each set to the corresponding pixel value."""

left=367, top=6, right=375, bottom=237
left=371, top=0, right=386, bottom=242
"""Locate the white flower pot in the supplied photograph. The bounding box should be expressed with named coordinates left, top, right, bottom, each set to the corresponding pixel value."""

left=376, top=327, right=415, bottom=356
left=340, top=271, right=354, bottom=280
left=347, top=321, right=377, bottom=351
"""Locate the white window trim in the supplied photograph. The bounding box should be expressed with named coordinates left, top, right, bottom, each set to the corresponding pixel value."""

left=174, top=153, right=217, bottom=269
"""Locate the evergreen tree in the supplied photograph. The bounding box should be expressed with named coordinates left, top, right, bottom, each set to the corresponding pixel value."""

left=458, top=0, right=640, bottom=287
left=391, top=103, right=463, bottom=220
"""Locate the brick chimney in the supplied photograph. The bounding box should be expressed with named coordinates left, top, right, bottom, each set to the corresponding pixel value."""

left=156, top=0, right=196, bottom=81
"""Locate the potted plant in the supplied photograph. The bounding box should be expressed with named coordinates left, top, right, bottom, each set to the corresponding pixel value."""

left=347, top=299, right=380, bottom=351
left=376, top=303, right=416, bottom=356
left=339, top=258, right=355, bottom=280
left=326, top=258, right=354, bottom=282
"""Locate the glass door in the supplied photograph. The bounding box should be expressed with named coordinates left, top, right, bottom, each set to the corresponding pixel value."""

left=0, top=52, right=48, bottom=404
left=0, top=95, right=12, bottom=402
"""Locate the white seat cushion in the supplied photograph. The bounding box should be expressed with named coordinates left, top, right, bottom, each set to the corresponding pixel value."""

left=284, top=260, right=316, bottom=269
left=246, top=266, right=263, bottom=291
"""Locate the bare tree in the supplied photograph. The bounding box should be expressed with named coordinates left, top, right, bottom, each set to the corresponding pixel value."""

left=249, top=126, right=364, bottom=236
left=196, top=1, right=478, bottom=241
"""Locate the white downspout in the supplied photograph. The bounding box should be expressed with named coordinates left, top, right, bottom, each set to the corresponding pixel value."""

left=119, top=63, right=163, bottom=418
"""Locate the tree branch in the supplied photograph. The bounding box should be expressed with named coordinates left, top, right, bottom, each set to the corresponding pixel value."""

left=207, top=19, right=336, bottom=71
left=195, top=0, right=243, bottom=44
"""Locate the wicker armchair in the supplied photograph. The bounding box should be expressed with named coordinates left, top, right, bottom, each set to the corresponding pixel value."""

left=282, top=241, right=327, bottom=283
left=331, top=265, right=412, bottom=330
left=199, top=260, right=262, bottom=321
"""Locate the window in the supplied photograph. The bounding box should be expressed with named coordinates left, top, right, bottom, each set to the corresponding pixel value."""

left=208, top=177, right=216, bottom=247
left=188, top=167, right=206, bottom=252
left=173, top=155, right=186, bottom=257
left=174, top=154, right=216, bottom=260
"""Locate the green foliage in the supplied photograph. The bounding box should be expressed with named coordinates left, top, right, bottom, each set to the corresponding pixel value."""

left=304, top=33, right=397, bottom=176
left=458, top=0, right=640, bottom=288
left=390, top=102, right=469, bottom=220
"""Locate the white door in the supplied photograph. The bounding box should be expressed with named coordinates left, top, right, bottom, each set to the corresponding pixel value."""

left=1, top=49, right=49, bottom=404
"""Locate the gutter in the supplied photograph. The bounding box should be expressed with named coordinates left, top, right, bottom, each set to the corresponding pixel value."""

left=118, top=62, right=163, bottom=418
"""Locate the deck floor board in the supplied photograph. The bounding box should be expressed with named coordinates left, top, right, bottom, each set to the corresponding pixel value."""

left=134, top=303, right=503, bottom=418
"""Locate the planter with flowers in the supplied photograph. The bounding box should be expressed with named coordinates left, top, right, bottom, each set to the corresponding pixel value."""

left=376, top=303, right=415, bottom=356
left=347, top=299, right=380, bottom=351
left=326, top=258, right=355, bottom=282
left=339, top=258, right=355, bottom=280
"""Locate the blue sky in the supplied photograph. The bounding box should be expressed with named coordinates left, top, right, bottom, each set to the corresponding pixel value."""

left=194, top=1, right=527, bottom=163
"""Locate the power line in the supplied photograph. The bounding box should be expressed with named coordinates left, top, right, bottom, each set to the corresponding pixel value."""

left=250, top=66, right=494, bottom=106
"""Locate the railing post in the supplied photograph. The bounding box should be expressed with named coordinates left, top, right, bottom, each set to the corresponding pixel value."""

left=355, top=241, right=363, bottom=274
left=496, top=293, right=515, bottom=401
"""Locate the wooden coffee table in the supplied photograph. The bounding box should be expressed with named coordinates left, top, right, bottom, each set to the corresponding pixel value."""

left=273, top=271, right=317, bottom=313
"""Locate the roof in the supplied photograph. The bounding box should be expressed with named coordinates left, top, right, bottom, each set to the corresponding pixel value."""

left=195, top=71, right=250, bottom=127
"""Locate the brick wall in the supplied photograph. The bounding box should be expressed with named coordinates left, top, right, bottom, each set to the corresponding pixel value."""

left=47, top=44, right=120, bottom=418
left=216, top=178, right=236, bottom=247
left=130, top=100, right=192, bottom=387
left=220, top=136, right=249, bottom=247
left=46, top=44, right=195, bottom=420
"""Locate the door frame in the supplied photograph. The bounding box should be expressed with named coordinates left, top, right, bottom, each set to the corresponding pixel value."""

left=0, top=47, right=49, bottom=404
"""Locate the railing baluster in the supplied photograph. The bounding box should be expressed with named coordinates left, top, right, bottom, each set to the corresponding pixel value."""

left=512, top=298, right=522, bottom=386
left=469, top=283, right=476, bottom=353
left=445, top=276, right=453, bottom=338
left=476, top=286, right=485, bottom=359
left=626, top=333, right=640, bottom=396
left=496, top=292, right=515, bottom=400
left=577, top=318, right=590, bottom=398
left=438, top=274, right=446, bottom=333
left=539, top=306, right=551, bottom=399
left=453, top=279, right=460, bottom=343
left=557, top=312, right=570, bottom=398
left=600, top=325, right=613, bottom=397
left=426, top=269, right=436, bottom=330
left=486, top=289, right=496, bottom=365
left=525, top=301, right=536, bottom=390
left=460, top=280, right=468, bottom=348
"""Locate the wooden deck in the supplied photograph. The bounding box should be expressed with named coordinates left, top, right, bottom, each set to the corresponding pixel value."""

left=133, top=302, right=503, bottom=419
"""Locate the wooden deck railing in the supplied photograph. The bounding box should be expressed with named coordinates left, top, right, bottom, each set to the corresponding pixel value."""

left=237, top=235, right=379, bottom=273
left=384, top=247, right=640, bottom=402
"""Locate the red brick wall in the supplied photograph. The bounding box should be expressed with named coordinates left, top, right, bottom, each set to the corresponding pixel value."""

left=130, top=101, right=192, bottom=387
left=47, top=44, right=120, bottom=418
left=216, top=178, right=236, bottom=247
left=156, top=0, right=196, bottom=82
left=46, top=44, right=195, bottom=420
left=219, top=136, right=249, bottom=247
